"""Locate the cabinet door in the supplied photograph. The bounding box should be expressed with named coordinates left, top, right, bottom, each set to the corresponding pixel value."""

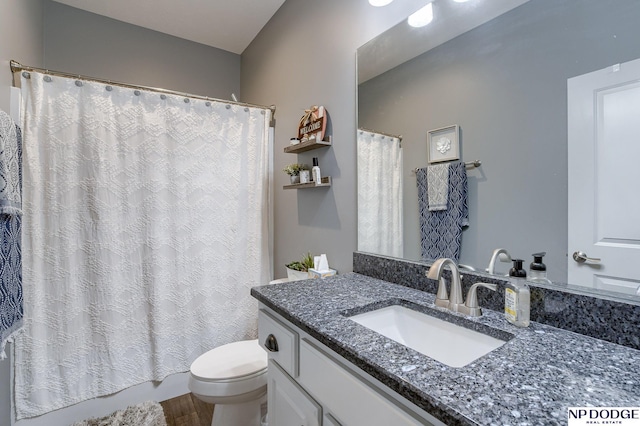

left=323, top=413, right=343, bottom=426
left=268, top=359, right=321, bottom=426
left=299, top=339, right=431, bottom=426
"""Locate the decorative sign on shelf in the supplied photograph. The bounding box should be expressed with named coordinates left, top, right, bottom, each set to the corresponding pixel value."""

left=298, top=105, right=327, bottom=143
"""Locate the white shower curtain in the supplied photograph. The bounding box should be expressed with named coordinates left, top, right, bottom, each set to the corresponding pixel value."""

left=15, top=71, right=271, bottom=419
left=357, top=130, right=403, bottom=258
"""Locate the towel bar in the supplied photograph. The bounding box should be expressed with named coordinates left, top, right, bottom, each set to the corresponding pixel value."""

left=412, top=160, right=481, bottom=174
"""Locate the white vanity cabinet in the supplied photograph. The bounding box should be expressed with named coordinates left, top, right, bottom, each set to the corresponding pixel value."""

left=258, top=305, right=443, bottom=426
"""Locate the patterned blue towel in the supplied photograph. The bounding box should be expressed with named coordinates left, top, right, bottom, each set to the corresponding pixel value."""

left=417, top=161, right=468, bottom=262
left=0, top=110, right=23, bottom=359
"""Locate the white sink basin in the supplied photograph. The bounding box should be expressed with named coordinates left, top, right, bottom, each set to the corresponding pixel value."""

left=349, top=304, right=509, bottom=368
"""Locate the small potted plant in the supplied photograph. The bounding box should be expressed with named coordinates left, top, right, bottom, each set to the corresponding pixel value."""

left=283, top=163, right=308, bottom=184
left=285, top=252, right=314, bottom=281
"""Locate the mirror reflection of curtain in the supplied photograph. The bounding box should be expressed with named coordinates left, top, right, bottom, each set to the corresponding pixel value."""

left=357, top=130, right=403, bottom=258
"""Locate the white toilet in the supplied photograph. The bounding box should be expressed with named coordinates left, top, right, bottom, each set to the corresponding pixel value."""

left=189, top=339, right=268, bottom=426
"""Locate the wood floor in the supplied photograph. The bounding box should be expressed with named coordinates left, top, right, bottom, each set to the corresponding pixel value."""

left=161, top=393, right=214, bottom=426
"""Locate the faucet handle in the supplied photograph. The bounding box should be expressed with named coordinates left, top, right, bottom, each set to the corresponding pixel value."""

left=463, top=282, right=497, bottom=316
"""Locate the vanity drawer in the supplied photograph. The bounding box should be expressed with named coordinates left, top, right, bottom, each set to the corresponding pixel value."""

left=258, top=309, right=299, bottom=377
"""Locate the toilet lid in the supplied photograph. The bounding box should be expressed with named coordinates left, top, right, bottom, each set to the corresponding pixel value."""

left=190, top=339, right=267, bottom=381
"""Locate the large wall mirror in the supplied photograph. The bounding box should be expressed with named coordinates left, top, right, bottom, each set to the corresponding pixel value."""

left=357, top=0, right=640, bottom=300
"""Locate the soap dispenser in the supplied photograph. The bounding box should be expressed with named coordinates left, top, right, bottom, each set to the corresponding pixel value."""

left=505, top=258, right=530, bottom=327
left=529, top=252, right=551, bottom=284
left=508, top=259, right=527, bottom=278
left=504, top=273, right=530, bottom=328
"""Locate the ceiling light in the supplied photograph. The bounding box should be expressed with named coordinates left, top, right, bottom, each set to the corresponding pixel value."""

left=369, top=0, right=394, bottom=6
left=408, top=3, right=434, bottom=28
left=452, top=0, right=470, bottom=3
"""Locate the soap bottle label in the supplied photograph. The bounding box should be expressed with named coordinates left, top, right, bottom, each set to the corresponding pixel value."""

left=505, top=287, right=517, bottom=321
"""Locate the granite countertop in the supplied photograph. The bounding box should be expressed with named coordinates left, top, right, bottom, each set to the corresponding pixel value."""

left=251, top=273, right=640, bottom=426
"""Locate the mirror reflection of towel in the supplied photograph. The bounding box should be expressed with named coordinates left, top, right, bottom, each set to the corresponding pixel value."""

left=417, top=161, right=468, bottom=262
left=427, top=163, right=449, bottom=211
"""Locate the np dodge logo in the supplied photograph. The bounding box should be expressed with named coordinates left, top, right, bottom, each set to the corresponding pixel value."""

left=568, top=408, right=640, bottom=425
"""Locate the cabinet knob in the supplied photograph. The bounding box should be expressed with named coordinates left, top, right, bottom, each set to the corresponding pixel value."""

left=264, top=334, right=279, bottom=352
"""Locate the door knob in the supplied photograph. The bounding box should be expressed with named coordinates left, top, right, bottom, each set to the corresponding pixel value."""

left=572, top=251, right=601, bottom=264
left=264, top=334, right=279, bottom=352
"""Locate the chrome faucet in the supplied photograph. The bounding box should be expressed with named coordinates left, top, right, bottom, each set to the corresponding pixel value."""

left=486, top=248, right=512, bottom=275
left=427, top=258, right=465, bottom=312
left=427, top=258, right=497, bottom=316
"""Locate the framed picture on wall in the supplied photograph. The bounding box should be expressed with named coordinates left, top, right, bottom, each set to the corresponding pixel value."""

left=427, top=125, right=460, bottom=164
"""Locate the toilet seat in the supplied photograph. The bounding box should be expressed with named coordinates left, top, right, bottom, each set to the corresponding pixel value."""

left=189, top=339, right=268, bottom=400
left=191, top=339, right=267, bottom=381
left=192, top=366, right=267, bottom=383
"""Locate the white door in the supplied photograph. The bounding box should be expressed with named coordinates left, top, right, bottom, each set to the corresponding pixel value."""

left=568, top=58, right=640, bottom=295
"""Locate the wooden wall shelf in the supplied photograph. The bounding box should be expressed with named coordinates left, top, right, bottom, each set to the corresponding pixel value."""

left=284, top=136, right=332, bottom=154
left=283, top=176, right=332, bottom=189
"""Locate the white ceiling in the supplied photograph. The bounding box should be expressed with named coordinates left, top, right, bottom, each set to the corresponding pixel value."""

left=358, top=0, right=530, bottom=83
left=52, top=0, right=286, bottom=54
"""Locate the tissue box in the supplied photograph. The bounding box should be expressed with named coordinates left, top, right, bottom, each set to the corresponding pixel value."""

left=309, top=268, right=337, bottom=279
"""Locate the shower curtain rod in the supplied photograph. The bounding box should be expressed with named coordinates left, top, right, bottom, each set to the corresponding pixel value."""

left=358, top=127, right=403, bottom=141
left=10, top=60, right=276, bottom=117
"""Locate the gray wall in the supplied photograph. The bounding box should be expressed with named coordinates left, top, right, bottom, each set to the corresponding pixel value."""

left=241, top=0, right=426, bottom=278
left=358, top=0, right=640, bottom=281
left=0, top=1, right=44, bottom=423
left=0, top=0, right=44, bottom=112
left=43, top=1, right=241, bottom=100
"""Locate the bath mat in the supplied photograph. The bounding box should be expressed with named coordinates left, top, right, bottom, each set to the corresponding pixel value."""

left=71, top=400, right=166, bottom=426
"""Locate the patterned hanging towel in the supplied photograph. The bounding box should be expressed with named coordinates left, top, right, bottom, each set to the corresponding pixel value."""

left=417, top=161, right=468, bottom=262
left=0, top=110, right=23, bottom=359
